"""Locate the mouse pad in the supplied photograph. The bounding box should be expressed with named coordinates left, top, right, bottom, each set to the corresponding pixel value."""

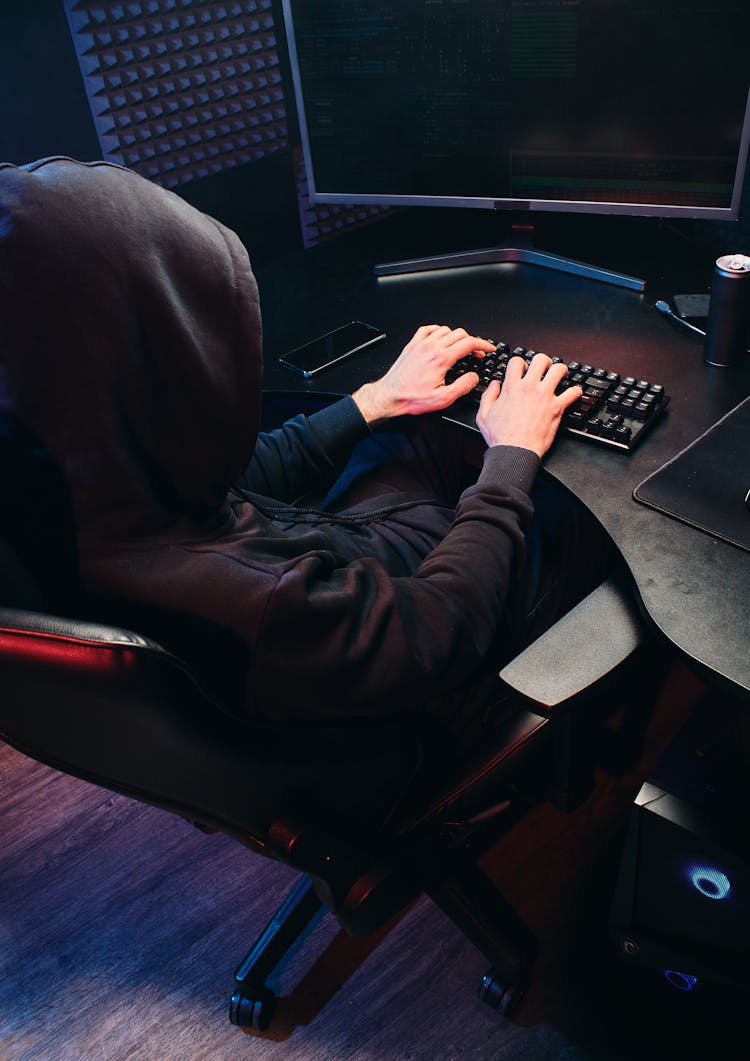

left=633, top=394, right=750, bottom=553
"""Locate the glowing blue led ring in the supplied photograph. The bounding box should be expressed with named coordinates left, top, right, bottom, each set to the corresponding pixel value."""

left=664, top=970, right=698, bottom=992
left=688, top=864, right=731, bottom=900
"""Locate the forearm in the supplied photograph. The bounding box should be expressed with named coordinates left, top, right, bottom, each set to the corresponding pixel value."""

left=236, top=396, right=371, bottom=501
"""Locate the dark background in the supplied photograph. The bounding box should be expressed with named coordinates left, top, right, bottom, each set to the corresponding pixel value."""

left=1, top=0, right=748, bottom=274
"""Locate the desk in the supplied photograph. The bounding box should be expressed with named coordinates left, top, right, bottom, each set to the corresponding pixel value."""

left=256, top=219, right=750, bottom=701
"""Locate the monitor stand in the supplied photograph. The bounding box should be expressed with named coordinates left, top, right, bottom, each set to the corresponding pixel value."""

left=373, top=222, right=646, bottom=292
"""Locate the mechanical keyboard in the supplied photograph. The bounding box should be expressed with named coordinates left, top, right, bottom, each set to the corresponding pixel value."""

left=446, top=343, right=670, bottom=453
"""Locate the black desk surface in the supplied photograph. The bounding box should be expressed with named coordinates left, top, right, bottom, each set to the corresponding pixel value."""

left=255, top=214, right=750, bottom=701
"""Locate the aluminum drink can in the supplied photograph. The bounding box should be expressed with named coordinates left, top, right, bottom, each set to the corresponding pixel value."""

left=703, top=253, right=750, bottom=367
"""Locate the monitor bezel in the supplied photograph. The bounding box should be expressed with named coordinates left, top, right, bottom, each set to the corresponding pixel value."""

left=281, top=0, right=750, bottom=224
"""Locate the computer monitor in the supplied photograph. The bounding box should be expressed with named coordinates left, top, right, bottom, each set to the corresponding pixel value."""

left=281, top=0, right=750, bottom=289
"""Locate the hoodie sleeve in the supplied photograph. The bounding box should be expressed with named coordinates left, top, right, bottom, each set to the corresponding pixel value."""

left=251, top=444, right=540, bottom=720
left=235, top=396, right=371, bottom=502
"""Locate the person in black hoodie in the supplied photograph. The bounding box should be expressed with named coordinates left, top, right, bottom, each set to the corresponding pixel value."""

left=0, top=156, right=607, bottom=728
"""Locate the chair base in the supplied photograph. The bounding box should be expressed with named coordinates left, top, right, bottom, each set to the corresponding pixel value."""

left=229, top=844, right=538, bottom=1030
left=230, top=873, right=323, bottom=1030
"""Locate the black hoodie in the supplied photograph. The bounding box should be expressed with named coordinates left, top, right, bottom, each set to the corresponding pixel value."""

left=0, top=157, right=540, bottom=722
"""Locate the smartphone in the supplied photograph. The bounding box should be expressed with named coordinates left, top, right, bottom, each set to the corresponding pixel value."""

left=673, top=293, right=710, bottom=323
left=278, top=320, right=386, bottom=378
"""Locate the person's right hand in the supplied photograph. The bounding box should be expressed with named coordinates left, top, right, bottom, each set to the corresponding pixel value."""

left=476, top=353, right=582, bottom=457
left=352, top=324, right=496, bottom=426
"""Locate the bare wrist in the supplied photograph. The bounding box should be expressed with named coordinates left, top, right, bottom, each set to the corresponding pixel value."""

left=352, top=381, right=401, bottom=426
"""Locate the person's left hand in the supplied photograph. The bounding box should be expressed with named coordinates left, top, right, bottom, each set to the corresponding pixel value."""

left=353, top=324, right=496, bottom=425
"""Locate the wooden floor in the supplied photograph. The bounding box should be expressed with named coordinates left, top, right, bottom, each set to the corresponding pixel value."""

left=1, top=661, right=746, bottom=1061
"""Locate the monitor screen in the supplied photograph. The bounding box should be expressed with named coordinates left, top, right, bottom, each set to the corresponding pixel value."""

left=281, top=0, right=750, bottom=222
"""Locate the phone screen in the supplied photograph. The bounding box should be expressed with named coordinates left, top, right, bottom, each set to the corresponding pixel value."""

left=673, top=293, right=710, bottom=322
left=278, top=320, right=386, bottom=377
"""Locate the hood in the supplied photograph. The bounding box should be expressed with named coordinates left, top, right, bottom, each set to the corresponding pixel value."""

left=0, top=156, right=263, bottom=544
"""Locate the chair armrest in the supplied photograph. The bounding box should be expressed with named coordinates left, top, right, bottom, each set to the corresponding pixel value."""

left=498, top=573, right=646, bottom=716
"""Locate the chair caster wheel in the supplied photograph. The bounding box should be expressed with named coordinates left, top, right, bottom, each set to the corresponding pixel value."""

left=478, top=967, right=525, bottom=1017
left=229, top=986, right=277, bottom=1030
